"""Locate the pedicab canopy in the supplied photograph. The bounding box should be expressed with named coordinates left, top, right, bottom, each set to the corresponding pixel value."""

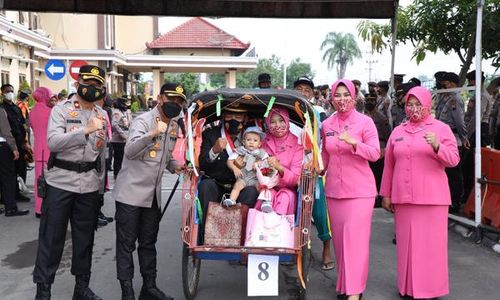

left=1, top=0, right=398, bottom=18
left=186, top=88, right=324, bottom=173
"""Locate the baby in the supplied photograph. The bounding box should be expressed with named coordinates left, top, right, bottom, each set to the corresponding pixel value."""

left=225, top=126, right=272, bottom=212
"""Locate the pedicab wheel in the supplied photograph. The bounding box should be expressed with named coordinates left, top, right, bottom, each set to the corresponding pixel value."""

left=299, top=244, right=312, bottom=300
left=182, top=243, right=201, bottom=300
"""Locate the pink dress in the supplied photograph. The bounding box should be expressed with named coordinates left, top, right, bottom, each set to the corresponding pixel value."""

left=380, top=86, right=459, bottom=298
left=30, top=96, right=52, bottom=215
left=322, top=79, right=380, bottom=296
left=255, top=107, right=304, bottom=215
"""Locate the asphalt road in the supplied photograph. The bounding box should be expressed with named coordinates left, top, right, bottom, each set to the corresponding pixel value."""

left=1, top=171, right=499, bottom=300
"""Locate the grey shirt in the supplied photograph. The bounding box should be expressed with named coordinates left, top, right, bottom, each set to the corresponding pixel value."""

left=111, top=108, right=133, bottom=143
left=45, top=98, right=107, bottom=194
left=112, top=108, right=179, bottom=208
left=436, top=92, right=466, bottom=146
left=465, top=87, right=492, bottom=138
left=0, top=107, right=17, bottom=151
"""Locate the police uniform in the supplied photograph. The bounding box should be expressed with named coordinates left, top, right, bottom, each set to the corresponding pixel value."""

left=0, top=107, right=21, bottom=215
left=436, top=91, right=466, bottom=210
left=113, top=83, right=184, bottom=300
left=111, top=103, right=133, bottom=177
left=33, top=65, right=107, bottom=300
left=366, top=109, right=391, bottom=196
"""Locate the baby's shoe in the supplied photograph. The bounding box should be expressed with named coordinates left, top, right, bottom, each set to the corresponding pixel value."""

left=261, top=201, right=273, bottom=213
left=222, top=194, right=236, bottom=207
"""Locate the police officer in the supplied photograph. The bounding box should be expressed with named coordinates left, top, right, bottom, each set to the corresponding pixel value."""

left=257, top=73, right=272, bottom=89
left=391, top=82, right=415, bottom=128
left=111, top=96, right=133, bottom=178
left=436, top=72, right=467, bottom=212
left=33, top=65, right=108, bottom=300
left=364, top=93, right=391, bottom=206
left=113, top=83, right=186, bottom=300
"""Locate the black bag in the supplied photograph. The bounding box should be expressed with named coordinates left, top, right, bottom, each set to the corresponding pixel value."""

left=37, top=150, right=47, bottom=199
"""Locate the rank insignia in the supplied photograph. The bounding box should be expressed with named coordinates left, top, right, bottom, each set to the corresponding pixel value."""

left=69, top=111, right=79, bottom=117
left=149, top=150, right=157, bottom=158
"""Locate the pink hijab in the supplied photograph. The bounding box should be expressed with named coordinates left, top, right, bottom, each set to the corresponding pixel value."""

left=331, top=79, right=356, bottom=117
left=265, top=106, right=290, bottom=134
left=33, top=87, right=53, bottom=107
left=404, top=86, right=432, bottom=123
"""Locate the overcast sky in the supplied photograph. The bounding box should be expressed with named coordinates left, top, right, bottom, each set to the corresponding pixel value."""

left=159, top=7, right=497, bottom=88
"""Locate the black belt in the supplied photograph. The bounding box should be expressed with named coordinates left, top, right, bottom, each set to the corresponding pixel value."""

left=53, top=158, right=99, bottom=173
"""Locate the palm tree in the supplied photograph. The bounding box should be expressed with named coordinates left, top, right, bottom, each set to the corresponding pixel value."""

left=320, top=32, right=362, bottom=79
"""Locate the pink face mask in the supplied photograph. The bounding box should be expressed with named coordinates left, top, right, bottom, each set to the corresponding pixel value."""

left=405, top=105, right=430, bottom=122
left=269, top=124, right=287, bottom=138
left=332, top=98, right=355, bottom=113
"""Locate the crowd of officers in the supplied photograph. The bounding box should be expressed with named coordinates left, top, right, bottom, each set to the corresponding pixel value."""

left=0, top=64, right=496, bottom=300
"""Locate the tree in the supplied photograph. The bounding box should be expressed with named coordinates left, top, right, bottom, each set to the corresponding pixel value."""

left=286, top=58, right=315, bottom=88
left=357, top=0, right=500, bottom=84
left=320, top=32, right=362, bottom=80
left=208, top=55, right=314, bottom=89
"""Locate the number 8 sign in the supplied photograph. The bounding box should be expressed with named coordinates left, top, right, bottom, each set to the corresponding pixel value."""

left=248, top=255, right=279, bottom=296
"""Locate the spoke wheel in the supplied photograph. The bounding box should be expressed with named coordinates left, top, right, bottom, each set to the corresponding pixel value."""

left=182, top=243, right=201, bottom=300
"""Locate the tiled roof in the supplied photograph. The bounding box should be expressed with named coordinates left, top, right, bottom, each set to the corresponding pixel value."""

left=147, top=17, right=249, bottom=50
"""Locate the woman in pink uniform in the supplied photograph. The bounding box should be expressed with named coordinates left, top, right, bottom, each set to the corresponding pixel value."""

left=30, top=87, right=56, bottom=217
left=322, top=79, right=380, bottom=300
left=255, top=106, right=303, bottom=215
left=380, top=86, right=459, bottom=299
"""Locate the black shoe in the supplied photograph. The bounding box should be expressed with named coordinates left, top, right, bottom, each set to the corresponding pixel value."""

left=72, top=275, right=102, bottom=300
left=97, top=217, right=108, bottom=227
left=0, top=207, right=4, bottom=214
left=337, top=294, right=347, bottom=299
left=399, top=293, right=413, bottom=299
left=98, top=211, right=114, bottom=223
left=36, top=213, right=41, bottom=219
left=120, top=280, right=135, bottom=300
left=17, top=194, right=31, bottom=202
left=35, top=283, right=51, bottom=300
left=139, top=274, right=173, bottom=300
left=5, top=209, right=29, bottom=217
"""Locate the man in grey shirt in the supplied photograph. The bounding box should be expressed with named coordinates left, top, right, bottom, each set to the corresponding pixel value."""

left=33, top=65, right=108, bottom=300
left=114, top=83, right=185, bottom=300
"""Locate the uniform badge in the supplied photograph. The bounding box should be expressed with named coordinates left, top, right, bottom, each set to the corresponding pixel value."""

left=149, top=150, right=157, bottom=158
left=395, top=137, right=404, bottom=142
left=153, top=142, right=161, bottom=150
left=74, top=101, right=81, bottom=109
left=69, top=111, right=79, bottom=117
left=96, top=139, right=103, bottom=149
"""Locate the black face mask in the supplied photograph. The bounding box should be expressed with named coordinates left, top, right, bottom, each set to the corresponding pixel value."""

left=77, top=83, right=106, bottom=102
left=225, top=119, right=243, bottom=135
left=161, top=101, right=182, bottom=118
left=364, top=102, right=376, bottom=111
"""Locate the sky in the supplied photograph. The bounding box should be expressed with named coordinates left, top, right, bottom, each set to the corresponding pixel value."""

left=158, top=8, right=497, bottom=89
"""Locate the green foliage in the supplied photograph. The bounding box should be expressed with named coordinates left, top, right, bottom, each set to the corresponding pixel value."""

left=208, top=55, right=314, bottom=89
left=357, top=0, right=500, bottom=79
left=130, top=101, right=140, bottom=113
left=320, top=32, right=362, bottom=79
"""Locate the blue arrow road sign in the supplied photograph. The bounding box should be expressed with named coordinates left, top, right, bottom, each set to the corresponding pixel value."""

left=44, top=59, right=66, bottom=81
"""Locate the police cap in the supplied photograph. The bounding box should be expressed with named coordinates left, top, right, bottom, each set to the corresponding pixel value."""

left=466, top=70, right=485, bottom=82
left=258, top=73, right=271, bottom=84
left=442, top=72, right=460, bottom=85
left=294, top=76, right=314, bottom=90
left=161, top=82, right=186, bottom=101
left=79, top=65, right=105, bottom=84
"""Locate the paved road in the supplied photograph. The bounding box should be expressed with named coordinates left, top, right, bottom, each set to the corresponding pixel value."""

left=1, top=172, right=499, bottom=299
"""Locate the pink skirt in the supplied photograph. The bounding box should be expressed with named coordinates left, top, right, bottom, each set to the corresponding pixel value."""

left=327, top=197, right=375, bottom=295
left=394, top=204, right=449, bottom=299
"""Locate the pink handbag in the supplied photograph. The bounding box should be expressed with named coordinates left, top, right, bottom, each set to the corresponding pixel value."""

left=244, top=208, right=295, bottom=248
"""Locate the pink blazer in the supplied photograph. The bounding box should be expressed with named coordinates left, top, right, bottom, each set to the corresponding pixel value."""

left=322, top=110, right=380, bottom=199
left=380, top=118, right=459, bottom=205
left=263, top=132, right=303, bottom=189
left=30, top=102, right=51, bottom=162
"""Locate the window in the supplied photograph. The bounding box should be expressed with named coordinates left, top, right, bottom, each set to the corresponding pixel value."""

left=18, top=12, right=28, bottom=25
left=104, top=15, right=115, bottom=50
left=31, top=13, right=40, bottom=30
left=1, top=71, right=10, bottom=85
left=19, top=74, right=27, bottom=84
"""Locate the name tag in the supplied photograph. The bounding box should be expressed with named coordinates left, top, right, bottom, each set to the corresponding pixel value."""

left=395, top=137, right=404, bottom=142
left=67, top=119, right=82, bottom=124
left=325, top=131, right=335, bottom=137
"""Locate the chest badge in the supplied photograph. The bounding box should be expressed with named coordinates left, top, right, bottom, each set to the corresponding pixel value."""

left=149, top=150, right=157, bottom=158
left=69, top=111, right=79, bottom=118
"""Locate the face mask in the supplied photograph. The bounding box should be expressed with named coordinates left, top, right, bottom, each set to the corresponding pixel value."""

left=4, top=92, right=14, bottom=101
left=269, top=123, right=287, bottom=138
left=405, top=105, right=430, bottom=122
left=161, top=101, right=182, bottom=118
left=332, top=97, right=355, bottom=113
left=225, top=119, right=243, bottom=135
left=364, top=102, right=376, bottom=111
left=77, top=83, right=106, bottom=102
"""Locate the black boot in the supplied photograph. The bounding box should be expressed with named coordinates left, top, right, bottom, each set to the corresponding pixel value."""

left=35, top=283, right=51, bottom=300
left=72, top=275, right=102, bottom=300
left=5, top=208, right=29, bottom=217
left=120, top=280, right=135, bottom=300
left=139, top=274, right=173, bottom=300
